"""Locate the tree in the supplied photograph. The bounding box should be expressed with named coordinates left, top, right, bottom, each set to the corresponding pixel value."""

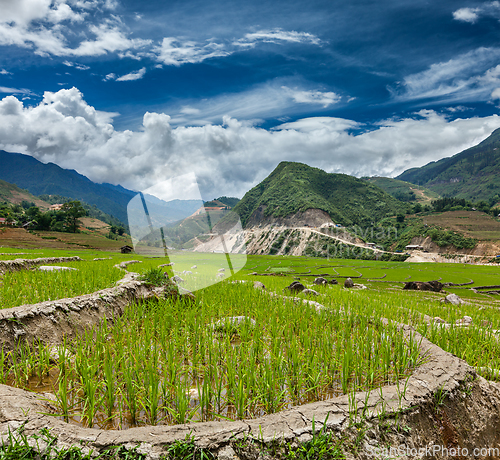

left=61, top=201, right=87, bottom=233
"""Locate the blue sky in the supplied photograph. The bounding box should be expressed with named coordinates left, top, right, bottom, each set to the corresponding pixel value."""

left=1, top=0, right=500, bottom=198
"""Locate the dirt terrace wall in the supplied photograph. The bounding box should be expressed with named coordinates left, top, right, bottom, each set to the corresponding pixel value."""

left=0, top=272, right=164, bottom=352
left=0, top=256, right=82, bottom=274
left=1, top=293, right=500, bottom=460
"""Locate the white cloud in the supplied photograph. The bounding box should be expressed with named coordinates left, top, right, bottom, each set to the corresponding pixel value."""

left=0, top=69, right=11, bottom=75
left=103, top=73, right=116, bottom=80
left=235, top=28, right=321, bottom=47
left=492, top=88, right=500, bottom=100
left=392, top=47, right=500, bottom=103
left=154, top=38, right=230, bottom=66
left=153, top=28, right=322, bottom=66
left=166, top=81, right=344, bottom=126
left=453, top=8, right=479, bottom=23
left=0, top=2, right=150, bottom=58
left=116, top=67, right=146, bottom=81
left=453, top=2, right=500, bottom=23
left=0, top=87, right=34, bottom=95
left=1, top=88, right=499, bottom=199
left=282, top=87, right=340, bottom=108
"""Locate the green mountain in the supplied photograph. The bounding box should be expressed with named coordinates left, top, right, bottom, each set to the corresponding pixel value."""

left=0, top=179, right=51, bottom=209
left=396, top=128, right=500, bottom=202
left=233, top=161, right=407, bottom=228
left=0, top=150, right=136, bottom=224
left=363, top=177, right=439, bottom=203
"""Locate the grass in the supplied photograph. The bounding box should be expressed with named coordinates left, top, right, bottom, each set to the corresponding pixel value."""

left=0, top=259, right=123, bottom=308
left=3, top=280, right=423, bottom=429
left=2, top=249, right=500, bottom=438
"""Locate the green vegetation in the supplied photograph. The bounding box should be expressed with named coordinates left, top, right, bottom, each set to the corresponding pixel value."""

left=0, top=200, right=88, bottom=233
left=0, top=259, right=123, bottom=308
left=4, top=281, right=421, bottom=428
left=363, top=177, right=439, bottom=203
left=3, top=247, right=500, bottom=460
left=39, top=194, right=127, bottom=229
left=233, top=162, right=407, bottom=227
left=397, top=127, right=500, bottom=203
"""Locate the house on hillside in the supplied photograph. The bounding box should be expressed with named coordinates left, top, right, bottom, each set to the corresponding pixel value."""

left=49, top=204, right=64, bottom=211
left=405, top=244, right=424, bottom=251
left=0, top=217, right=12, bottom=226
left=120, top=245, right=133, bottom=254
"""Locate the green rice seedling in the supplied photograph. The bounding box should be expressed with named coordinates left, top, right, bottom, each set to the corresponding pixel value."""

left=0, top=348, right=8, bottom=385
left=102, top=347, right=116, bottom=420
left=122, top=364, right=139, bottom=425
left=55, top=371, right=72, bottom=423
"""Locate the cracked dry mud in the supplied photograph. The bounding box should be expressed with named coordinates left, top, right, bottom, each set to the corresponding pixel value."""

left=1, top=264, right=500, bottom=459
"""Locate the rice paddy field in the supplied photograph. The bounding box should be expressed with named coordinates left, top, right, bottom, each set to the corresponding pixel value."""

left=1, top=246, right=500, bottom=431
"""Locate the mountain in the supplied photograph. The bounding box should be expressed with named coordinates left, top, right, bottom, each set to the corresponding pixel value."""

left=0, top=179, right=51, bottom=209
left=363, top=177, right=439, bottom=204
left=233, top=161, right=407, bottom=228
left=0, top=150, right=136, bottom=224
left=396, top=128, right=500, bottom=202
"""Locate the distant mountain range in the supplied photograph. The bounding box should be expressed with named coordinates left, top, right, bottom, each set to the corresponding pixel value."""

left=396, top=127, right=500, bottom=202
left=0, top=150, right=136, bottom=224
left=233, top=161, right=406, bottom=228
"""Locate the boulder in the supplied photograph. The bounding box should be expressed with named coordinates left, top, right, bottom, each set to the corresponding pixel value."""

left=403, top=280, right=443, bottom=292
left=313, top=277, right=327, bottom=285
left=443, top=293, right=464, bottom=306
left=253, top=281, right=266, bottom=290
left=39, top=266, right=77, bottom=272
left=286, top=281, right=305, bottom=293
left=344, top=278, right=354, bottom=288
left=329, top=279, right=339, bottom=285
left=191, top=265, right=197, bottom=269
left=456, top=316, right=472, bottom=326
left=211, top=316, right=256, bottom=333
left=302, top=289, right=319, bottom=296
left=218, top=268, right=225, bottom=272
left=172, top=275, right=185, bottom=284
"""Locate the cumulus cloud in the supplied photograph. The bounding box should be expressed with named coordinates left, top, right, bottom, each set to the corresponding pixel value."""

left=392, top=47, right=500, bottom=103
left=1, top=88, right=499, bottom=199
left=0, top=69, right=12, bottom=75
left=116, top=67, right=146, bottom=81
left=453, top=2, right=500, bottom=23
left=453, top=7, right=479, bottom=23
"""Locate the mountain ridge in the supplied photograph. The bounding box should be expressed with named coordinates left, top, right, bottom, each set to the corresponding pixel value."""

left=233, top=161, right=407, bottom=228
left=396, top=128, right=500, bottom=202
left=0, top=150, right=136, bottom=224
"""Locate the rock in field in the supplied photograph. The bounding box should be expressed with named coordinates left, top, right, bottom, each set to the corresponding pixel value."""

left=456, top=316, right=472, bottom=326
left=403, top=280, right=443, bottom=292
left=302, top=289, right=319, bottom=296
left=443, top=293, right=464, bottom=306
left=39, top=266, right=78, bottom=272
left=344, top=278, right=354, bottom=288
left=286, top=281, right=305, bottom=293
left=329, top=279, right=339, bottom=285
left=313, top=277, right=327, bottom=285
left=253, top=281, right=266, bottom=290
left=211, top=316, right=256, bottom=333
left=172, top=275, right=185, bottom=284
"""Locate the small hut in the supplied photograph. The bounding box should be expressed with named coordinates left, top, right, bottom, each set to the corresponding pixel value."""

left=120, top=245, right=133, bottom=254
